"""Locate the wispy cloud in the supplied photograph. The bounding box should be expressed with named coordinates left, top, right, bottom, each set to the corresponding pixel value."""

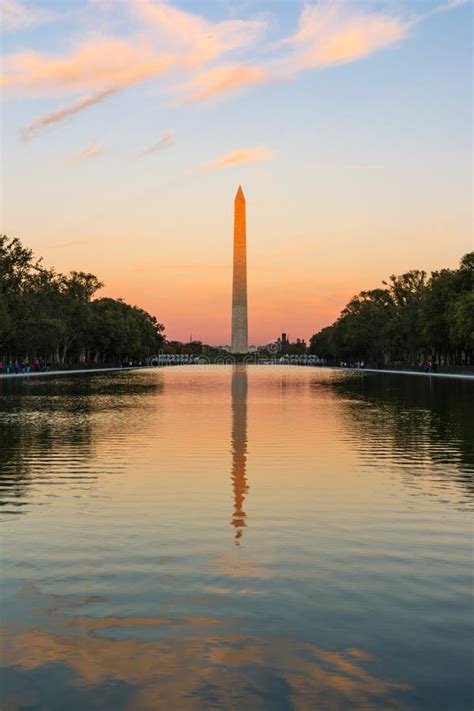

left=46, top=237, right=112, bottom=249
left=172, top=1, right=412, bottom=103
left=59, top=140, right=104, bottom=167
left=134, top=262, right=229, bottom=273
left=1, top=2, right=263, bottom=96
left=204, top=145, right=275, bottom=171
left=1, top=0, right=468, bottom=136
left=281, top=2, right=411, bottom=72
left=20, top=86, right=119, bottom=141
left=137, top=129, right=175, bottom=157
left=0, top=0, right=55, bottom=32
left=426, top=0, right=471, bottom=16
left=2, top=0, right=263, bottom=136
left=176, top=65, right=269, bottom=104
left=441, top=0, right=471, bottom=8
left=133, top=0, right=267, bottom=67
left=2, top=38, right=172, bottom=93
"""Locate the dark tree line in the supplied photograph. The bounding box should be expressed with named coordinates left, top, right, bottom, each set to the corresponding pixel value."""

left=310, top=253, right=474, bottom=367
left=0, top=235, right=165, bottom=366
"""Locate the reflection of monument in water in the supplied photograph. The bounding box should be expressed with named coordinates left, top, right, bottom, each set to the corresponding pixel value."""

left=231, top=186, right=248, bottom=354
left=230, top=366, right=249, bottom=544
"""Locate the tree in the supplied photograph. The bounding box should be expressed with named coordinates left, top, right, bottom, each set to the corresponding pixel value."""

left=0, top=235, right=166, bottom=366
left=89, top=298, right=165, bottom=364
left=310, top=253, right=473, bottom=367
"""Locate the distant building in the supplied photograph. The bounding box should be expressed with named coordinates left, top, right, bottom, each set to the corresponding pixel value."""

left=275, top=334, right=307, bottom=355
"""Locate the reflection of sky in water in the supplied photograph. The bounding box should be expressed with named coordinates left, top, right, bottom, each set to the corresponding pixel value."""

left=2, top=586, right=408, bottom=711
left=0, top=366, right=472, bottom=710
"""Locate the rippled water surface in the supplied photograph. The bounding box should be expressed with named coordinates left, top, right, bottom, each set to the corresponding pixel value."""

left=0, top=366, right=473, bottom=710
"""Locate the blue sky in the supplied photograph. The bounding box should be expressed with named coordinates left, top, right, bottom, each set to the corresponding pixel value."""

left=1, top=0, right=472, bottom=343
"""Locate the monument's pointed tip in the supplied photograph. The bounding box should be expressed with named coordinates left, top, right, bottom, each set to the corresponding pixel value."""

left=235, top=184, right=245, bottom=200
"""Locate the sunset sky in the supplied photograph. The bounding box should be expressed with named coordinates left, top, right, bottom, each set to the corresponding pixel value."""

left=1, top=0, right=472, bottom=345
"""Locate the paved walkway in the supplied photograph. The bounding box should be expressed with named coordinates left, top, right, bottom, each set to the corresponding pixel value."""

left=347, top=367, right=474, bottom=381
left=266, top=364, right=473, bottom=380
left=0, top=366, right=140, bottom=379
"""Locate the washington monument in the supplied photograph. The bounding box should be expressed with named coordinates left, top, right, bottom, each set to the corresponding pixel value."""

left=231, top=186, right=248, bottom=353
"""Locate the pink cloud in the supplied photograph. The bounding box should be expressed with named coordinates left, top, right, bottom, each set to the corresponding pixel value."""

left=1, top=1, right=266, bottom=136
left=204, top=145, right=275, bottom=171
left=134, top=0, right=267, bottom=67
left=46, top=237, right=113, bottom=249
left=134, top=262, right=229, bottom=273
left=20, top=86, right=119, bottom=140
left=1, top=0, right=465, bottom=139
left=282, top=2, right=411, bottom=71
left=173, top=1, right=412, bottom=103
left=1, top=38, right=172, bottom=93
left=136, top=129, right=175, bottom=157
left=0, top=0, right=55, bottom=32
left=59, top=139, right=104, bottom=167
left=177, top=64, right=269, bottom=103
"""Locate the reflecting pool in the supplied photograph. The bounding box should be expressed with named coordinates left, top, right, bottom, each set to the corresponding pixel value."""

left=0, top=366, right=472, bottom=710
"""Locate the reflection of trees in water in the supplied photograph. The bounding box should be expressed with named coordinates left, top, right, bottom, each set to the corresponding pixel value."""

left=0, top=412, right=94, bottom=515
left=314, top=373, right=474, bottom=501
left=0, top=373, right=164, bottom=517
left=230, top=367, right=249, bottom=544
left=1, top=586, right=410, bottom=711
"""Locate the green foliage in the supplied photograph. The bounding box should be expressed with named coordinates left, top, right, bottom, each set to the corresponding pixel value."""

left=0, top=235, right=165, bottom=365
left=310, top=254, right=474, bottom=366
left=89, top=298, right=164, bottom=362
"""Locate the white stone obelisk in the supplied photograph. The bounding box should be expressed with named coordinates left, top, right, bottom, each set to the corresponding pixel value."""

left=231, top=186, right=248, bottom=353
